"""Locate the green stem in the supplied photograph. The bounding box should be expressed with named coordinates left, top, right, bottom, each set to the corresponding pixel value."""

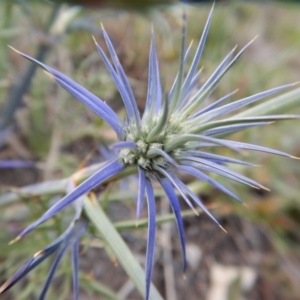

left=83, top=195, right=163, bottom=300
left=114, top=207, right=203, bottom=231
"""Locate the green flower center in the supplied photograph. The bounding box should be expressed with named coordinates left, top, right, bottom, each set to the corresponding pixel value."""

left=120, top=139, right=165, bottom=170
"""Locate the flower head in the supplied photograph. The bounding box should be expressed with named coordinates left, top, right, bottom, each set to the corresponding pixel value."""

left=8, top=5, right=299, bottom=299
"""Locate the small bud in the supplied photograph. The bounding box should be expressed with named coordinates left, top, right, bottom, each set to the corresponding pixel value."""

left=136, top=140, right=148, bottom=154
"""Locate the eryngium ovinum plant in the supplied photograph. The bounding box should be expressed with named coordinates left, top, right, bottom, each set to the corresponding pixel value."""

left=2, top=5, right=300, bottom=300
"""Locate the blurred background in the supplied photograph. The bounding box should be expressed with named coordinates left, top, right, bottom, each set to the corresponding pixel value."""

left=1, top=0, right=300, bottom=299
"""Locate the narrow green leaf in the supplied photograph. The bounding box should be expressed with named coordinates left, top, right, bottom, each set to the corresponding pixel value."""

left=83, top=195, right=163, bottom=300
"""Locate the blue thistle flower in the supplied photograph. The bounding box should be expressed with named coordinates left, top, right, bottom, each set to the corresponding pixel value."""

left=6, top=5, right=299, bottom=300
